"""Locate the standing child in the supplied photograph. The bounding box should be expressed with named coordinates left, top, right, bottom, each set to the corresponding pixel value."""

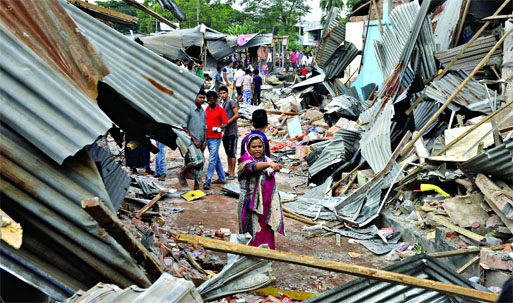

left=242, top=69, right=253, bottom=105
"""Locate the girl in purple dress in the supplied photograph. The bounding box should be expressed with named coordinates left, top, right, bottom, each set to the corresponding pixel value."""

left=237, top=134, right=285, bottom=249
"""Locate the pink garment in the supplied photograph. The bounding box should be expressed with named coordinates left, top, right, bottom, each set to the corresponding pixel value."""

left=237, top=34, right=258, bottom=46
left=290, top=52, right=297, bottom=64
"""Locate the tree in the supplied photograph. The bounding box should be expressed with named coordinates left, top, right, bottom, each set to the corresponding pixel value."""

left=240, top=0, right=311, bottom=41
left=95, top=0, right=245, bottom=34
left=319, top=0, right=359, bottom=26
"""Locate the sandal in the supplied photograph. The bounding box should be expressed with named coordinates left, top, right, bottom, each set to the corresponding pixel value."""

left=212, top=179, right=226, bottom=185
left=176, top=172, right=187, bottom=187
left=203, top=183, right=211, bottom=190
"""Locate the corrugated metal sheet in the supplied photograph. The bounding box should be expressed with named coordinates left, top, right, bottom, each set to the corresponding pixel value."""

left=63, top=273, right=202, bottom=303
left=462, top=138, right=513, bottom=179
left=412, top=99, right=440, bottom=136
left=315, top=7, right=346, bottom=68
left=0, top=124, right=151, bottom=301
left=309, top=129, right=361, bottom=178
left=360, top=101, right=402, bottom=184
left=304, top=254, right=485, bottom=303
left=60, top=0, right=203, bottom=126
left=425, top=70, right=495, bottom=114
left=0, top=0, right=109, bottom=101
left=431, top=0, right=464, bottom=51
left=374, top=1, right=437, bottom=83
left=323, top=41, right=359, bottom=80
left=86, top=142, right=131, bottom=211
left=138, top=32, right=192, bottom=60
left=434, top=35, right=502, bottom=73
left=0, top=21, right=112, bottom=165
left=286, top=177, right=338, bottom=221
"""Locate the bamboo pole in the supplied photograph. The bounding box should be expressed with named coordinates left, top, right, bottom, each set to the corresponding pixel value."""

left=405, top=0, right=511, bottom=115
left=177, top=234, right=499, bottom=302
left=401, top=26, right=513, bottom=157
left=428, top=245, right=504, bottom=258
left=454, top=0, right=472, bottom=47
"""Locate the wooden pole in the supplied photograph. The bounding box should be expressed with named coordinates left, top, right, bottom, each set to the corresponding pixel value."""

left=176, top=234, right=499, bottom=302
left=358, top=5, right=374, bottom=74
left=454, top=0, right=472, bottom=47
left=457, top=256, right=480, bottom=274
left=428, top=245, right=504, bottom=258
left=325, top=161, right=366, bottom=196
left=372, top=0, right=383, bottom=35
left=405, top=0, right=511, bottom=115
left=82, top=198, right=163, bottom=283
left=135, top=191, right=165, bottom=218
left=401, top=26, right=513, bottom=157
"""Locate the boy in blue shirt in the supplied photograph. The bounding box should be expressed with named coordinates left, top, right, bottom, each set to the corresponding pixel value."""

left=252, top=69, right=262, bottom=105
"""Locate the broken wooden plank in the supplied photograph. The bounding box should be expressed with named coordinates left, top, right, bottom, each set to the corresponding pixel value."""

left=457, top=256, right=480, bottom=274
left=251, top=288, right=318, bottom=301
left=475, top=174, right=513, bottom=220
left=428, top=245, right=504, bottom=258
left=265, top=110, right=302, bottom=116
left=176, top=234, right=499, bottom=302
left=135, top=191, right=165, bottom=218
left=122, top=0, right=177, bottom=29
left=67, top=0, right=138, bottom=25
left=427, top=213, right=485, bottom=242
left=82, top=197, right=163, bottom=282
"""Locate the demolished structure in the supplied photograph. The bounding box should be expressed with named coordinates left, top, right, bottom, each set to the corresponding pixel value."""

left=1, top=0, right=513, bottom=302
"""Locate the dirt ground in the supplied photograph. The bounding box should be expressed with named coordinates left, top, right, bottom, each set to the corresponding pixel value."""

left=147, top=130, right=393, bottom=293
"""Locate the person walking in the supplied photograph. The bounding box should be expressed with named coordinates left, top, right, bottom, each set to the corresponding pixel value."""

left=233, top=65, right=245, bottom=103
left=252, top=69, right=262, bottom=105
left=220, top=86, right=239, bottom=179
left=154, top=141, right=167, bottom=181
left=237, top=133, right=285, bottom=249
left=222, top=61, right=234, bottom=97
left=290, top=49, right=297, bottom=72
left=214, top=66, right=223, bottom=92
left=204, top=91, right=228, bottom=189
left=178, top=90, right=207, bottom=190
left=242, top=69, right=252, bottom=105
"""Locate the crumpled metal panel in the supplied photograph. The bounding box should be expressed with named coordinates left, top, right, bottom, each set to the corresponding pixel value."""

left=412, top=99, right=440, bottom=136
left=315, top=7, right=346, bottom=68
left=138, top=32, right=191, bottom=60
left=0, top=0, right=109, bottom=101
left=0, top=125, right=151, bottom=301
left=431, top=0, right=464, bottom=51
left=285, top=177, right=338, bottom=221
left=425, top=70, right=494, bottom=114
left=360, top=101, right=401, bottom=180
left=308, top=129, right=361, bottom=178
left=86, top=142, right=130, bottom=211
left=0, top=22, right=112, bottom=165
left=434, top=36, right=502, bottom=73
left=63, top=273, right=202, bottom=303
left=324, top=95, right=361, bottom=117
left=208, top=38, right=235, bottom=60
left=61, top=0, right=203, bottom=127
left=462, top=138, right=513, bottom=180
left=374, top=1, right=437, bottom=82
left=304, top=254, right=485, bottom=303
left=197, top=250, right=274, bottom=301
left=323, top=41, right=359, bottom=80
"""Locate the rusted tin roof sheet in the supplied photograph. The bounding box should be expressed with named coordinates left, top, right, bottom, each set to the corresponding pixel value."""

left=0, top=0, right=109, bottom=101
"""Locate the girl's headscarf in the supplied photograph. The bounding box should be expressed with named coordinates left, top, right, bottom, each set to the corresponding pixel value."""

left=243, top=133, right=267, bottom=162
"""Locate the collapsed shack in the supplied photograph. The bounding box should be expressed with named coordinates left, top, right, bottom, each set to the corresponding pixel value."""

left=1, top=0, right=513, bottom=302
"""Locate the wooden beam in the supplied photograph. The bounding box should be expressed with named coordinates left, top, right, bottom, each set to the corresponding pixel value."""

left=428, top=245, right=504, bottom=258
left=82, top=198, right=163, bottom=282
left=454, top=0, right=472, bottom=47
left=482, top=14, right=513, bottom=21
left=135, top=191, right=165, bottom=218
left=372, top=0, right=383, bottom=34
left=122, top=0, right=177, bottom=29
left=457, top=256, right=480, bottom=274
left=176, top=234, right=499, bottom=302
left=401, top=25, right=513, bottom=156
left=67, top=0, right=138, bottom=25
left=265, top=110, right=302, bottom=116
left=427, top=213, right=485, bottom=242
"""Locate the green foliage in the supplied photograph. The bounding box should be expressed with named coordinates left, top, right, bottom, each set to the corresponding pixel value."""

left=95, top=0, right=245, bottom=34
left=319, top=0, right=359, bottom=26
left=240, top=0, right=311, bottom=44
